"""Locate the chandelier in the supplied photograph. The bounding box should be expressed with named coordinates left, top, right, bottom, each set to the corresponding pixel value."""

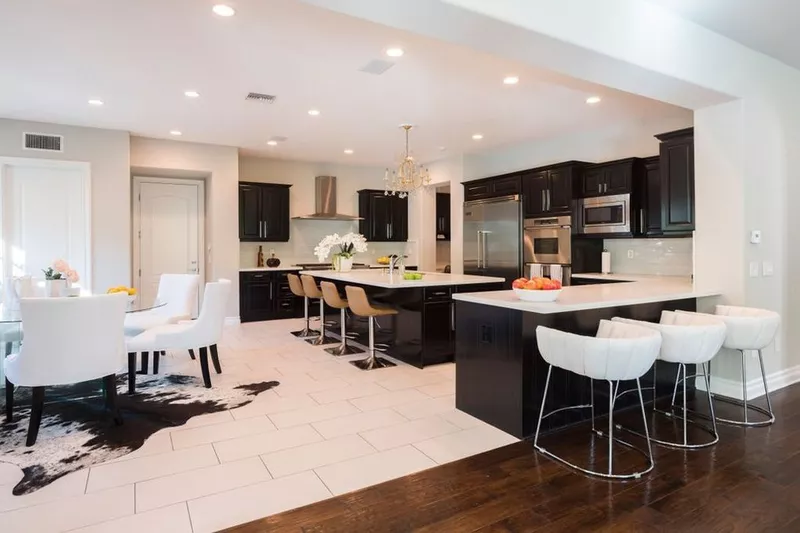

left=384, top=124, right=430, bottom=198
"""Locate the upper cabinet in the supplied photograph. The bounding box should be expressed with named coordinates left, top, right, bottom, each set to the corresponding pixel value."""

left=522, top=162, right=584, bottom=218
left=436, top=193, right=451, bottom=241
left=578, top=159, right=637, bottom=198
left=639, top=156, right=663, bottom=237
left=238, top=182, right=291, bottom=242
left=358, top=190, right=408, bottom=242
left=463, top=174, right=521, bottom=202
left=656, top=127, right=695, bottom=235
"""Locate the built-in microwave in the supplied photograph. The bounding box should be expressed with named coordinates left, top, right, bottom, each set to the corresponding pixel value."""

left=576, top=194, right=631, bottom=235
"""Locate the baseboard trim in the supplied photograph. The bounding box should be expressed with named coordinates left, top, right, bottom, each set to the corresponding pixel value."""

left=696, top=364, right=800, bottom=400
left=224, top=316, right=241, bottom=326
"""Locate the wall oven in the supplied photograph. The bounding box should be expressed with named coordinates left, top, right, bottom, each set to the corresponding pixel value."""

left=577, top=194, right=631, bottom=235
left=523, top=215, right=572, bottom=266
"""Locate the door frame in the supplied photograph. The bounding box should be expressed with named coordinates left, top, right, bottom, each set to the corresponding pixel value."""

left=132, top=176, right=206, bottom=301
left=0, top=156, right=92, bottom=290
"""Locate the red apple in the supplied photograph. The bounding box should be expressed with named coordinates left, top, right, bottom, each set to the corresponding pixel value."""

left=512, top=277, right=528, bottom=289
left=552, top=279, right=563, bottom=290
left=541, top=279, right=556, bottom=290
left=523, top=280, right=539, bottom=290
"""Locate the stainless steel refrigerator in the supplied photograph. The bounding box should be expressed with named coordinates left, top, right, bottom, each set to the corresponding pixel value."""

left=463, top=195, right=522, bottom=287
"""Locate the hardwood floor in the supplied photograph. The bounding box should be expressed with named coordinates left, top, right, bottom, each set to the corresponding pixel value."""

left=225, top=382, right=800, bottom=532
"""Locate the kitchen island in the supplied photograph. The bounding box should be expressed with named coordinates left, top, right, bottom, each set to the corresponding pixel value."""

left=452, top=275, right=721, bottom=438
left=300, top=270, right=504, bottom=368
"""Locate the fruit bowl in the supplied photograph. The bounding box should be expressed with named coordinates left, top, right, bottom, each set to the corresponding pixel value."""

left=513, top=287, right=562, bottom=302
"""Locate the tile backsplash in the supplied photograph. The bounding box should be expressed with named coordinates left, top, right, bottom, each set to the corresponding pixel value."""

left=602, top=237, right=693, bottom=276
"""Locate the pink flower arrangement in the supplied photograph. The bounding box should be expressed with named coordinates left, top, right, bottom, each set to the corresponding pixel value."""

left=65, top=269, right=80, bottom=283
left=52, top=259, right=69, bottom=273
left=43, top=259, right=79, bottom=283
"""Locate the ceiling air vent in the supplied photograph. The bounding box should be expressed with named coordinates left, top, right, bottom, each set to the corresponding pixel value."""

left=359, top=59, right=395, bottom=75
left=245, top=92, right=277, bottom=103
left=23, top=132, right=64, bottom=152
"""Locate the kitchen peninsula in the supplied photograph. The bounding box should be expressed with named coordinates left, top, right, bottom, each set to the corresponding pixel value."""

left=300, top=270, right=504, bottom=368
left=453, top=275, right=720, bottom=438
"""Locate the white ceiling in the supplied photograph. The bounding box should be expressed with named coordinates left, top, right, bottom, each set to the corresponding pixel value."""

left=647, top=0, right=800, bottom=70
left=0, top=0, right=689, bottom=166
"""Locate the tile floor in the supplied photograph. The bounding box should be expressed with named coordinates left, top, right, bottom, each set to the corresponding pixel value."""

left=0, top=318, right=518, bottom=532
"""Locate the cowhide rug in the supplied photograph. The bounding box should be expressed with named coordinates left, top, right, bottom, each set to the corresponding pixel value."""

left=0, top=374, right=278, bottom=495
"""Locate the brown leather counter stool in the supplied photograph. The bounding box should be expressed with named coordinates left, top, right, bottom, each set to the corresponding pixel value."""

left=301, top=275, right=337, bottom=346
left=287, top=274, right=320, bottom=338
left=320, top=281, right=365, bottom=356
left=344, top=285, right=397, bottom=370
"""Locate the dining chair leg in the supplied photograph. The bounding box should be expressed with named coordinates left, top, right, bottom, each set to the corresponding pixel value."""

left=188, top=349, right=196, bottom=360
left=198, top=346, right=212, bottom=388
left=127, top=353, right=136, bottom=394
left=139, top=352, right=149, bottom=375
left=153, top=350, right=160, bottom=375
left=26, top=386, right=45, bottom=447
left=210, top=344, right=222, bottom=374
left=103, top=374, right=123, bottom=425
left=5, top=378, right=13, bottom=423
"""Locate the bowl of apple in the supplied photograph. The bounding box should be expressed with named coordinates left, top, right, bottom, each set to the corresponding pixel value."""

left=511, top=277, right=562, bottom=302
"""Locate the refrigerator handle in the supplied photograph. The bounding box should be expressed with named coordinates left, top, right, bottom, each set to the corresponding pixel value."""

left=482, top=231, right=489, bottom=269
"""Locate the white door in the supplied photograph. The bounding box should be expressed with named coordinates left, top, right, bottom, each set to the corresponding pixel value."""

left=134, top=179, right=204, bottom=309
left=0, top=160, right=90, bottom=287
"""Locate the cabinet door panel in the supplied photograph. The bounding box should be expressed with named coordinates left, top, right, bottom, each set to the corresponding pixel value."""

left=581, top=168, right=605, bottom=197
left=547, top=168, right=573, bottom=214
left=370, top=194, right=393, bottom=241
left=604, top=164, right=632, bottom=195
left=661, top=139, right=694, bottom=232
left=522, top=171, right=549, bottom=217
left=644, top=160, right=662, bottom=235
left=491, top=175, right=521, bottom=196
left=390, top=196, right=409, bottom=241
left=239, top=184, right=262, bottom=240
left=241, top=281, right=273, bottom=322
left=464, top=181, right=492, bottom=201
left=423, top=301, right=454, bottom=365
left=262, top=187, right=290, bottom=242
left=436, top=193, right=451, bottom=239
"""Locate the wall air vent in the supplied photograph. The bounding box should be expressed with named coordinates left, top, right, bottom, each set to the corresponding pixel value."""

left=359, top=59, right=395, bottom=75
left=23, top=132, right=64, bottom=152
left=245, top=92, right=277, bottom=103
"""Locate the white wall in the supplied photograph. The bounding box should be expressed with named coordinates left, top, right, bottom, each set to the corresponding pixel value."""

left=238, top=157, right=417, bottom=266
left=129, top=137, right=239, bottom=317
left=0, top=119, right=130, bottom=292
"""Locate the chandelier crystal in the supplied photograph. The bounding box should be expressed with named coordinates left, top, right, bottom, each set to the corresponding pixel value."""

left=384, top=125, right=430, bottom=198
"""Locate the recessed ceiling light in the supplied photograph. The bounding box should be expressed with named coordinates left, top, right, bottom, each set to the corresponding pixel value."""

left=503, top=76, right=519, bottom=85
left=88, top=99, right=104, bottom=106
left=212, top=4, right=235, bottom=17
left=586, top=96, right=602, bottom=105
left=267, top=140, right=278, bottom=146
left=308, top=109, right=320, bottom=116
left=170, top=130, right=182, bottom=136
left=184, top=90, right=200, bottom=98
left=344, top=149, right=354, bottom=155
left=385, top=47, right=404, bottom=57
left=472, top=134, right=484, bottom=140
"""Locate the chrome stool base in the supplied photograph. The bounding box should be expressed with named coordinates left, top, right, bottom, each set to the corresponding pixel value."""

left=533, top=366, right=654, bottom=480
left=326, top=343, right=364, bottom=356
left=292, top=327, right=320, bottom=338
left=350, top=356, right=395, bottom=370
left=305, top=335, right=338, bottom=346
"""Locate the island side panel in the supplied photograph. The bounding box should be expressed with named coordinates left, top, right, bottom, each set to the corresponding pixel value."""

left=455, top=298, right=697, bottom=439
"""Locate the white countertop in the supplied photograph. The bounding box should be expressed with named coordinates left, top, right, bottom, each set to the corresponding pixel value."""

left=298, top=270, right=504, bottom=288
left=240, top=267, right=301, bottom=272
left=453, top=276, right=719, bottom=314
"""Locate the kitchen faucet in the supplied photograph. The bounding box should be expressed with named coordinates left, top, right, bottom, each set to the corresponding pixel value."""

left=389, top=254, right=408, bottom=276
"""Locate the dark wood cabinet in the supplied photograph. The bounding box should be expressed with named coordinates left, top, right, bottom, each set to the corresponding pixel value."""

left=436, top=193, right=451, bottom=241
left=579, top=159, right=636, bottom=198
left=640, top=156, right=663, bottom=236
left=521, top=162, right=584, bottom=218
left=463, top=174, right=521, bottom=202
left=656, top=128, right=695, bottom=234
left=422, top=301, right=455, bottom=365
left=238, top=182, right=291, bottom=242
left=240, top=270, right=302, bottom=322
left=358, top=190, right=408, bottom=242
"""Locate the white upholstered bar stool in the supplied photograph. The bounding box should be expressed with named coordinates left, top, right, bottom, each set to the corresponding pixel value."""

left=612, top=312, right=727, bottom=448
left=680, top=305, right=780, bottom=427
left=534, top=321, right=662, bottom=480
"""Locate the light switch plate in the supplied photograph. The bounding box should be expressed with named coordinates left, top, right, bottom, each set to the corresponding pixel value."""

left=750, top=230, right=762, bottom=244
left=627, top=249, right=634, bottom=259
left=749, top=262, right=760, bottom=277
left=763, top=261, right=774, bottom=277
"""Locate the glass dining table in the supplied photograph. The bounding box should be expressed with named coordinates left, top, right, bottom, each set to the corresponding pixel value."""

left=0, top=298, right=167, bottom=389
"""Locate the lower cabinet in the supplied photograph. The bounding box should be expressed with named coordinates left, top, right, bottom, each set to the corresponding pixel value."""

left=240, top=271, right=303, bottom=322
left=422, top=301, right=455, bottom=366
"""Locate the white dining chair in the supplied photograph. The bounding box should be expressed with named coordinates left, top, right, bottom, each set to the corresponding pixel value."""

left=534, top=320, right=662, bottom=479
left=4, top=293, right=129, bottom=446
left=126, top=279, right=230, bottom=391
left=125, top=274, right=199, bottom=373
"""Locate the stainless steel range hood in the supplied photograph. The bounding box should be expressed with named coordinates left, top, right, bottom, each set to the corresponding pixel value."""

left=292, top=175, right=363, bottom=221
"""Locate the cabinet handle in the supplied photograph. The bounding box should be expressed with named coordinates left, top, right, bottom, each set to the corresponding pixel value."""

left=386, top=223, right=390, bottom=239
left=640, top=209, right=645, bottom=233
left=258, top=220, right=263, bottom=239
left=541, top=190, right=546, bottom=212
left=598, top=182, right=602, bottom=194
left=451, top=302, right=455, bottom=332
left=252, top=274, right=264, bottom=279
left=546, top=190, right=551, bottom=211
left=270, top=283, right=273, bottom=300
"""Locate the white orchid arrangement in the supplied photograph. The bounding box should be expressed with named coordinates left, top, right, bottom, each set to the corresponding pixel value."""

left=314, top=233, right=368, bottom=262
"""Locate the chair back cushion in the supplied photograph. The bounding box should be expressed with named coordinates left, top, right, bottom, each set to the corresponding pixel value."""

left=184, top=279, right=231, bottom=348
left=536, top=320, right=661, bottom=381
left=301, top=275, right=323, bottom=299
left=13, top=293, right=128, bottom=386
left=156, top=274, right=200, bottom=320
left=613, top=313, right=726, bottom=364
left=714, top=305, right=780, bottom=350
left=320, top=282, right=347, bottom=309
left=287, top=274, right=305, bottom=298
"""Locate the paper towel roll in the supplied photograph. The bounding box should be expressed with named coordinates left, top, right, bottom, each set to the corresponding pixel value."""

left=601, top=251, right=611, bottom=274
